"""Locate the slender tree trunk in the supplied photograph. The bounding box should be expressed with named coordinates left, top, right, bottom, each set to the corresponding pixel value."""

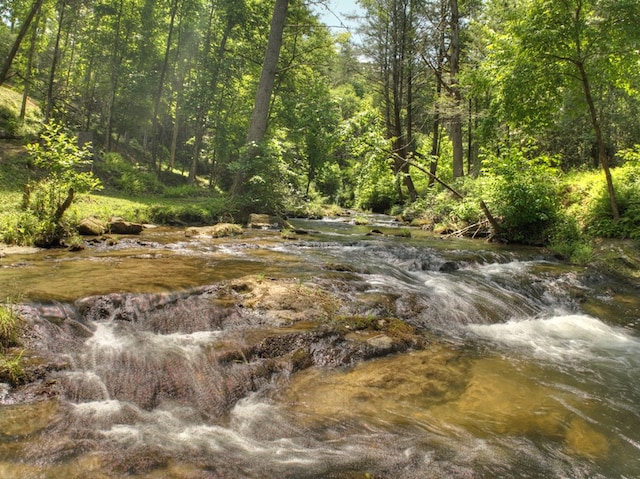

left=403, top=60, right=417, bottom=201
left=169, top=10, right=189, bottom=173
left=105, top=0, right=125, bottom=151
left=467, top=97, right=473, bottom=175
left=245, top=0, right=289, bottom=146
left=151, top=0, right=180, bottom=171
left=169, top=111, right=180, bottom=170
left=191, top=1, right=217, bottom=184
left=449, top=0, right=464, bottom=179
left=0, top=0, right=45, bottom=87
left=232, top=0, right=289, bottom=195
left=191, top=1, right=234, bottom=183
left=20, top=9, right=41, bottom=123
left=403, top=0, right=417, bottom=201
left=428, top=7, right=446, bottom=187
left=577, top=61, right=619, bottom=220
left=44, top=1, right=67, bottom=123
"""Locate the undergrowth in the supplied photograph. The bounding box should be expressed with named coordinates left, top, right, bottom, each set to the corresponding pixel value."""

left=0, top=302, right=25, bottom=386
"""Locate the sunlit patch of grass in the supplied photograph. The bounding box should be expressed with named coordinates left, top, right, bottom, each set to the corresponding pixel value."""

left=0, top=302, right=25, bottom=386
left=0, top=350, right=24, bottom=386
left=0, top=303, right=21, bottom=347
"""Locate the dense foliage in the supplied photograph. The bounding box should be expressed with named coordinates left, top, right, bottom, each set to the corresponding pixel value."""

left=4, top=123, right=101, bottom=246
left=0, top=0, right=638, bottom=250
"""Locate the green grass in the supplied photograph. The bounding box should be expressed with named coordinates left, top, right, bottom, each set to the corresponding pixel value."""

left=0, top=351, right=24, bottom=386
left=0, top=302, right=25, bottom=385
left=0, top=85, right=42, bottom=138
left=67, top=192, right=231, bottom=225
left=0, top=140, right=233, bottom=242
left=0, top=303, right=21, bottom=347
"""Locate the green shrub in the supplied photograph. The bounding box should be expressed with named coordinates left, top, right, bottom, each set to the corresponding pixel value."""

left=0, top=104, right=19, bottom=137
left=0, top=302, right=25, bottom=386
left=228, top=139, right=290, bottom=219
left=548, top=212, right=593, bottom=263
left=0, top=351, right=24, bottom=386
left=582, top=150, right=640, bottom=239
left=20, top=122, right=102, bottom=246
left=481, top=147, right=561, bottom=243
left=0, top=210, right=40, bottom=245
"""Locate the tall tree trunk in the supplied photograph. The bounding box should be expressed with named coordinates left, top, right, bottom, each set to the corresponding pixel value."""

left=428, top=5, right=446, bottom=187
left=0, top=0, right=45, bottom=87
left=191, top=1, right=217, bottom=184
left=20, top=9, right=41, bottom=123
left=449, top=0, right=464, bottom=179
left=191, top=1, right=234, bottom=184
left=169, top=111, right=180, bottom=171
left=151, top=0, right=180, bottom=171
left=245, top=0, right=289, bottom=145
left=403, top=66, right=417, bottom=202
left=105, top=0, right=125, bottom=151
left=232, top=0, right=289, bottom=195
left=403, top=0, right=417, bottom=202
left=44, top=1, right=67, bottom=123
left=577, top=61, right=620, bottom=220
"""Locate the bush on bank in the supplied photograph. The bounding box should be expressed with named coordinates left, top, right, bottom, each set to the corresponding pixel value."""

left=402, top=145, right=639, bottom=262
left=0, top=120, right=638, bottom=259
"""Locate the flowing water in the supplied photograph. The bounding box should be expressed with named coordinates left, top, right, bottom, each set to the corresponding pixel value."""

left=0, top=218, right=639, bottom=478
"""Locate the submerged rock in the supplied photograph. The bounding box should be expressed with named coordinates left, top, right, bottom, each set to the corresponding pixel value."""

left=10, top=275, right=426, bottom=414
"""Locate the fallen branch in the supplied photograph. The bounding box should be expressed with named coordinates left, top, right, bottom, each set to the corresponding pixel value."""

left=402, top=155, right=503, bottom=237
left=444, top=219, right=492, bottom=240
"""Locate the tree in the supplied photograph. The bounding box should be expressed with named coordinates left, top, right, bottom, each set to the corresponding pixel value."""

left=486, top=0, right=640, bottom=221
left=360, top=0, right=418, bottom=204
left=0, top=0, right=45, bottom=87
left=447, top=0, right=463, bottom=178
left=187, top=0, right=245, bottom=184
left=418, top=0, right=470, bottom=180
left=150, top=0, right=180, bottom=170
left=231, top=0, right=289, bottom=196
left=23, top=123, right=102, bottom=247
left=246, top=0, right=289, bottom=147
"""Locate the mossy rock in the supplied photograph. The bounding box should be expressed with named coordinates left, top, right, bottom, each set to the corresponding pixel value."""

left=77, top=216, right=107, bottom=236
left=185, top=223, right=243, bottom=238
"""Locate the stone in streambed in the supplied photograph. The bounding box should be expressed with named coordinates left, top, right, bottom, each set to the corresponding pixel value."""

left=185, top=223, right=243, bottom=238
left=77, top=216, right=107, bottom=236
left=108, top=217, right=144, bottom=235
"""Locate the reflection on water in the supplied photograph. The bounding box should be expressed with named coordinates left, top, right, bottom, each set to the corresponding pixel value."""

left=0, top=219, right=638, bottom=478
left=280, top=340, right=632, bottom=475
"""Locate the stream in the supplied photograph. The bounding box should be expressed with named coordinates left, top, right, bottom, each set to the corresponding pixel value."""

left=0, top=217, right=639, bottom=478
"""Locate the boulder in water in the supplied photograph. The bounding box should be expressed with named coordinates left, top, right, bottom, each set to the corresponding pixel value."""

left=77, top=216, right=107, bottom=236
left=247, top=214, right=288, bottom=229
left=185, top=223, right=243, bottom=238
left=108, top=217, right=144, bottom=235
